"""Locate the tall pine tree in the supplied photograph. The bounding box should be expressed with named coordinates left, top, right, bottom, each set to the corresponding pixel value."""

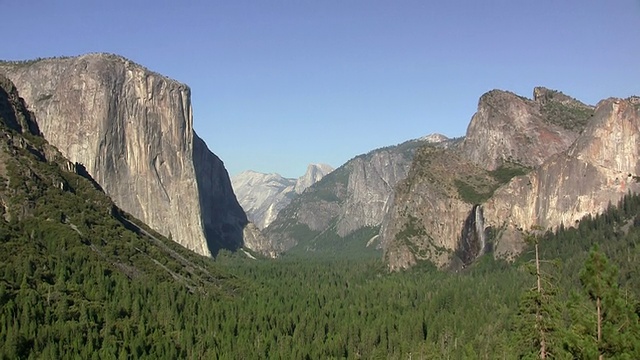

left=567, top=245, right=640, bottom=359
left=514, top=233, right=568, bottom=359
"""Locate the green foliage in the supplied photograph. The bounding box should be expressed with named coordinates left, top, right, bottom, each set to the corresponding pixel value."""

left=541, top=101, right=594, bottom=131
left=361, top=137, right=429, bottom=162
left=302, top=165, right=349, bottom=203
left=5, top=174, right=640, bottom=358
left=395, top=215, right=427, bottom=244
left=0, top=87, right=242, bottom=359
left=514, top=194, right=640, bottom=359
left=285, top=223, right=320, bottom=243
left=454, top=178, right=493, bottom=204
left=455, top=162, right=529, bottom=204
left=489, top=162, right=529, bottom=183
left=393, top=212, right=451, bottom=263
left=564, top=246, right=640, bottom=359
left=513, top=239, right=570, bottom=359
left=286, top=225, right=381, bottom=260
left=213, top=255, right=526, bottom=359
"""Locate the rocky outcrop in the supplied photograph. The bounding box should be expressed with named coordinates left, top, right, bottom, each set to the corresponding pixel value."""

left=231, top=163, right=333, bottom=229
left=418, top=133, right=449, bottom=144
left=263, top=138, right=432, bottom=256
left=0, top=53, right=249, bottom=256
left=381, top=87, right=625, bottom=271
left=232, top=171, right=296, bottom=230
left=461, top=89, right=590, bottom=171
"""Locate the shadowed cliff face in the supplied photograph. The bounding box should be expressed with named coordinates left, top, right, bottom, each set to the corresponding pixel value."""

left=457, top=205, right=486, bottom=266
left=193, top=134, right=247, bottom=255
left=0, top=54, right=248, bottom=256
left=0, top=76, right=40, bottom=136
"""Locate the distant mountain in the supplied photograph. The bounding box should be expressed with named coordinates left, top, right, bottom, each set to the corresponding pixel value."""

left=418, top=133, right=449, bottom=143
left=261, top=136, right=444, bottom=257
left=232, top=164, right=334, bottom=229
left=294, top=163, right=335, bottom=194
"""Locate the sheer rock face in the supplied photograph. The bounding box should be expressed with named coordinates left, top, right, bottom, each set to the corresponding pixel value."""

left=461, top=89, right=582, bottom=171
left=335, top=150, right=413, bottom=237
left=0, top=54, right=249, bottom=256
left=485, top=97, right=640, bottom=258
left=192, top=134, right=248, bottom=254
left=231, top=164, right=333, bottom=230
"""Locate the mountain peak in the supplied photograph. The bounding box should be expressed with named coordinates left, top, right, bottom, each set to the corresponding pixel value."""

left=295, top=163, right=334, bottom=194
left=1, top=53, right=247, bottom=257
left=232, top=163, right=333, bottom=230
left=533, top=86, right=587, bottom=107
left=462, top=88, right=586, bottom=170
left=418, top=133, right=449, bottom=144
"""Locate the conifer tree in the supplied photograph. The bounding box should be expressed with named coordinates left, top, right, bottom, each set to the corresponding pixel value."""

left=514, top=233, right=568, bottom=359
left=568, top=245, right=640, bottom=359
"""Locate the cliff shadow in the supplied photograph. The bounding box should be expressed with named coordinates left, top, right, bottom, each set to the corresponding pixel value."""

left=74, top=162, right=105, bottom=193
left=0, top=78, right=41, bottom=136
left=192, top=134, right=247, bottom=256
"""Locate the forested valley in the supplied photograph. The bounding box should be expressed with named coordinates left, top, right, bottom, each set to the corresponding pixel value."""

left=2, top=191, right=640, bottom=359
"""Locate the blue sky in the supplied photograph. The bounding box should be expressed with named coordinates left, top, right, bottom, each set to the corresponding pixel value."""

left=2, top=1, right=639, bottom=178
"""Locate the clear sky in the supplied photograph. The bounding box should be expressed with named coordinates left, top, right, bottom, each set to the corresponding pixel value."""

left=2, top=1, right=639, bottom=178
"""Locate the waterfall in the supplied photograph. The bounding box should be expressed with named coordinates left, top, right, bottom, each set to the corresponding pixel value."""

left=474, top=205, right=486, bottom=257
left=458, top=204, right=486, bottom=265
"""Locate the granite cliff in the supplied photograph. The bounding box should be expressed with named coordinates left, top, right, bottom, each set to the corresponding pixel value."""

left=0, top=53, right=251, bottom=256
left=231, top=163, right=333, bottom=230
left=461, top=88, right=589, bottom=171
left=263, top=135, right=450, bottom=256
left=382, top=88, right=606, bottom=270
left=484, top=96, right=640, bottom=259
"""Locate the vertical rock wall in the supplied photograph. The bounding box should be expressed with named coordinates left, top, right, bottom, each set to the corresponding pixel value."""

left=0, top=54, right=247, bottom=256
